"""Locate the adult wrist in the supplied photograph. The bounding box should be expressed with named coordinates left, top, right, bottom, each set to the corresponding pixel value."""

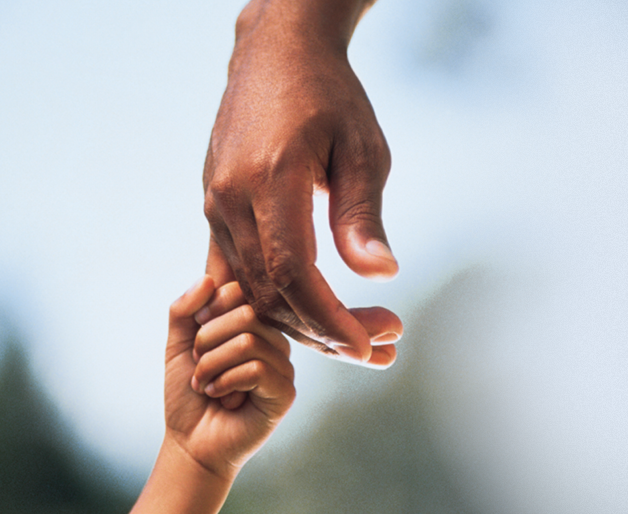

left=235, top=0, right=374, bottom=55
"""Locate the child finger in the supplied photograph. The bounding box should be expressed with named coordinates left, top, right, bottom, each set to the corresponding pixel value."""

left=192, top=332, right=295, bottom=392
left=194, top=304, right=291, bottom=359
left=194, top=281, right=247, bottom=325
left=219, top=391, right=247, bottom=410
left=205, top=360, right=296, bottom=417
left=168, top=276, right=215, bottom=344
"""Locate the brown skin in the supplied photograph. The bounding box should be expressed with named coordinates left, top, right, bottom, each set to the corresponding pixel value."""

left=132, top=277, right=296, bottom=514
left=204, top=0, right=401, bottom=367
left=132, top=276, right=402, bottom=514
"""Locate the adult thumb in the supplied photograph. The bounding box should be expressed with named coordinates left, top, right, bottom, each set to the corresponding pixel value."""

left=328, top=148, right=399, bottom=281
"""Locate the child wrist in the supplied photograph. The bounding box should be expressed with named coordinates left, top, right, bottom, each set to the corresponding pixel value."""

left=162, top=431, right=241, bottom=485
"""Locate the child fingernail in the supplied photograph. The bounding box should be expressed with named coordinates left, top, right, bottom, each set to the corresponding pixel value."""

left=194, top=305, right=211, bottom=325
left=204, top=382, right=216, bottom=396
left=191, top=375, right=200, bottom=392
left=192, top=348, right=200, bottom=363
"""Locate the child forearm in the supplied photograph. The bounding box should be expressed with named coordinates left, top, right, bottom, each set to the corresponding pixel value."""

left=131, top=436, right=236, bottom=514
left=132, top=276, right=297, bottom=512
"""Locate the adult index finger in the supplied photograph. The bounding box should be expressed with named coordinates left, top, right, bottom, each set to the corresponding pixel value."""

left=194, top=304, right=291, bottom=358
left=253, top=164, right=372, bottom=362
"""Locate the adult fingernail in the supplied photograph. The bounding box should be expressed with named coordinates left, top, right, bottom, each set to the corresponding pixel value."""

left=194, top=305, right=211, bottom=325
left=372, top=332, right=401, bottom=344
left=365, top=240, right=397, bottom=264
left=331, top=344, right=367, bottom=362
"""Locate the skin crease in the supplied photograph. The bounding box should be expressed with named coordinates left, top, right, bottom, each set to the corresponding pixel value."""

left=132, top=276, right=296, bottom=514
left=134, top=3, right=404, bottom=512
left=131, top=275, right=402, bottom=513
left=203, top=0, right=402, bottom=366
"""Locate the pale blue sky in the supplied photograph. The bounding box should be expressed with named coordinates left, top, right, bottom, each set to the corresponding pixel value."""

left=1, top=1, right=627, bottom=510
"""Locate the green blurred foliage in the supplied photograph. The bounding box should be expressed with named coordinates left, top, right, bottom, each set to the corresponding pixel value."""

left=1, top=266, right=499, bottom=513
left=219, top=268, right=500, bottom=514
left=0, top=329, right=137, bottom=514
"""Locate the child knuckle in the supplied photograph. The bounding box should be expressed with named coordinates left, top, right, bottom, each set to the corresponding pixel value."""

left=238, top=304, right=258, bottom=326
left=239, top=332, right=258, bottom=351
left=249, top=359, right=267, bottom=377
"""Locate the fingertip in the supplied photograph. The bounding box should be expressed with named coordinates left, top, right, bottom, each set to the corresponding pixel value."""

left=364, top=240, right=399, bottom=280
left=169, top=277, right=216, bottom=345
left=372, top=332, right=401, bottom=344
left=185, top=276, right=205, bottom=296
left=186, top=275, right=215, bottom=298
left=365, top=344, right=397, bottom=369
left=348, top=306, right=403, bottom=345
left=173, top=275, right=215, bottom=316
left=331, top=340, right=372, bottom=364
left=329, top=342, right=395, bottom=368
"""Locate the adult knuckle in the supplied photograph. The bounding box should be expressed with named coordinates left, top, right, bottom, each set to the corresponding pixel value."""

left=343, top=127, right=391, bottom=178
left=265, top=251, right=302, bottom=292
left=371, top=133, right=391, bottom=170
left=247, top=161, right=274, bottom=190
left=203, top=193, right=220, bottom=224
left=249, top=288, right=305, bottom=332
left=208, top=171, right=245, bottom=215
left=335, top=195, right=382, bottom=226
left=208, top=171, right=235, bottom=197
left=251, top=290, right=284, bottom=319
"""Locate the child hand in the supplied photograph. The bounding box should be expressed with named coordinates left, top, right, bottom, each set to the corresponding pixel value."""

left=133, top=275, right=400, bottom=514
left=164, top=276, right=296, bottom=482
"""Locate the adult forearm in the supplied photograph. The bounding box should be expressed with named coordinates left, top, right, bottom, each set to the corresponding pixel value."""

left=235, top=0, right=377, bottom=55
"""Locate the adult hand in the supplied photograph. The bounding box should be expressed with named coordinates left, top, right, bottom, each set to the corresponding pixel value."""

left=203, top=0, right=400, bottom=366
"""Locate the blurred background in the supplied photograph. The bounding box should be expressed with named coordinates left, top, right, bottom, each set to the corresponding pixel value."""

left=1, top=0, right=627, bottom=512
